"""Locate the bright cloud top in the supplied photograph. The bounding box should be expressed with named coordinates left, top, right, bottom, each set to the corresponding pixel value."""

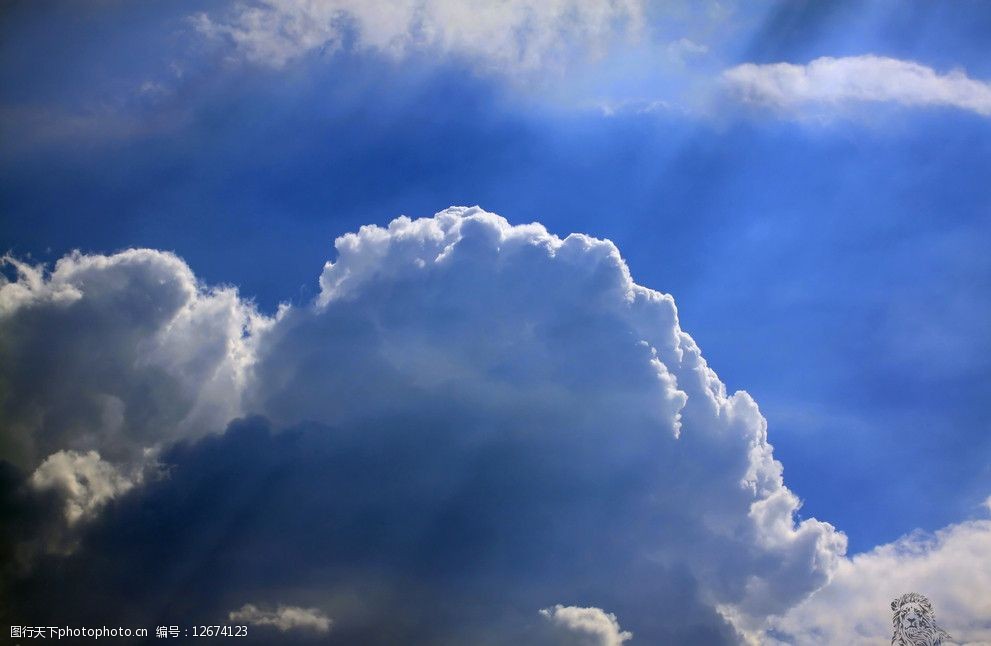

left=194, top=0, right=644, bottom=73
left=723, top=55, right=991, bottom=117
left=540, top=605, right=632, bottom=646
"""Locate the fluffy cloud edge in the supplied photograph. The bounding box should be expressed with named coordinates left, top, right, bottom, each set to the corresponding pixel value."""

left=0, top=249, right=271, bottom=469
left=540, top=604, right=633, bottom=646
left=722, top=54, right=991, bottom=118
left=28, top=449, right=147, bottom=526
left=762, top=513, right=991, bottom=645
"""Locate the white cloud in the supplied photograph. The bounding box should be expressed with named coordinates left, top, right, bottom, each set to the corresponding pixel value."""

left=7, top=206, right=974, bottom=643
left=28, top=450, right=142, bottom=525
left=0, top=250, right=270, bottom=469
left=250, top=206, right=846, bottom=635
left=229, top=603, right=332, bottom=633
left=540, top=605, right=632, bottom=646
left=764, top=517, right=991, bottom=645
left=722, top=55, right=991, bottom=117
left=4, top=207, right=847, bottom=639
left=193, top=0, right=644, bottom=74
left=12, top=206, right=990, bottom=641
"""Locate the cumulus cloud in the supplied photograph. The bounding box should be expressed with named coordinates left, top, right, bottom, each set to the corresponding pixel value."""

left=28, top=450, right=143, bottom=525
left=3, top=207, right=848, bottom=642
left=193, top=0, right=644, bottom=73
left=0, top=250, right=269, bottom=469
left=765, top=517, right=991, bottom=645
left=247, top=207, right=846, bottom=635
left=229, top=603, right=332, bottom=633
left=540, top=605, right=632, bottom=646
left=722, top=55, right=991, bottom=117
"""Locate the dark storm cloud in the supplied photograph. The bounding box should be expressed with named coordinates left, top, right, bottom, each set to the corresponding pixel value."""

left=2, top=416, right=741, bottom=644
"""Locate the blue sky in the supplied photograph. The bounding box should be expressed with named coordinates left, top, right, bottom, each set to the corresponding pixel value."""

left=2, top=1, right=990, bottom=643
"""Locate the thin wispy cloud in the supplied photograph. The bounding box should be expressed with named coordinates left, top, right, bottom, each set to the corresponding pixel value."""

left=665, top=37, right=709, bottom=65
left=193, top=0, right=644, bottom=74
left=723, top=55, right=991, bottom=118
left=229, top=604, right=332, bottom=633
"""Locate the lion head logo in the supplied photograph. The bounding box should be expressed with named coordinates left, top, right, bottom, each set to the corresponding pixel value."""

left=891, top=592, right=952, bottom=646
